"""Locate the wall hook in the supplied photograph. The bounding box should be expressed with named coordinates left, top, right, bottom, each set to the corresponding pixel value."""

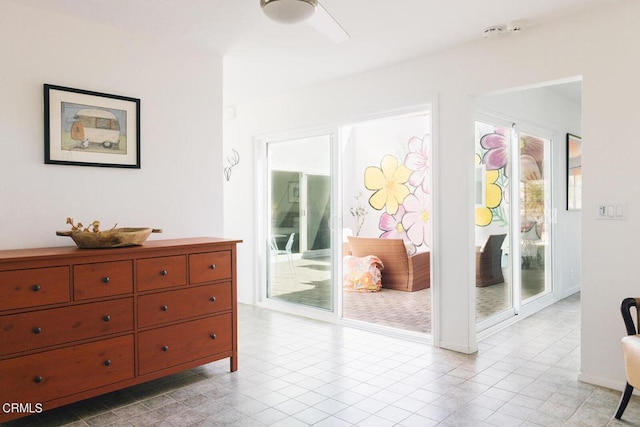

left=224, top=149, right=240, bottom=181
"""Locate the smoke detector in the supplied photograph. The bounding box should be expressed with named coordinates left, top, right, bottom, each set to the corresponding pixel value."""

left=483, top=25, right=506, bottom=38
left=507, top=20, right=527, bottom=33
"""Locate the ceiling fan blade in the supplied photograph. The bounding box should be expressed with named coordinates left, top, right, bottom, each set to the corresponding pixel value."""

left=307, top=2, right=350, bottom=44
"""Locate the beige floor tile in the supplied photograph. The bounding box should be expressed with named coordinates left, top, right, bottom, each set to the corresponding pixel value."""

left=3, top=293, right=632, bottom=427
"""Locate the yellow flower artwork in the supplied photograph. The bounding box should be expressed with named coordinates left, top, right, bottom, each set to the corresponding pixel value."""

left=365, top=155, right=412, bottom=214
left=475, top=154, right=503, bottom=226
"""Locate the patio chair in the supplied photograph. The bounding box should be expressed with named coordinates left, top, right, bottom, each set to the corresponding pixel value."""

left=476, top=233, right=506, bottom=287
left=346, top=236, right=430, bottom=292
left=270, top=233, right=295, bottom=276
left=521, top=221, right=541, bottom=269
left=615, top=297, right=640, bottom=419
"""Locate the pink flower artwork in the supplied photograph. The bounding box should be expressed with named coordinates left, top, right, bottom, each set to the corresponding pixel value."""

left=404, top=135, right=431, bottom=194
left=480, top=128, right=508, bottom=171
left=379, top=205, right=409, bottom=241
left=401, top=188, right=432, bottom=247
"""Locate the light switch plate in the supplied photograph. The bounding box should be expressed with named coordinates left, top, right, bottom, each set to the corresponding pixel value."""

left=598, top=202, right=627, bottom=220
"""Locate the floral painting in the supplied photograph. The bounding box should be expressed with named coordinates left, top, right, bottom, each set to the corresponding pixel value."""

left=475, top=125, right=509, bottom=227
left=475, top=121, right=547, bottom=228
left=365, top=155, right=412, bottom=215
left=475, top=153, right=503, bottom=227
left=363, top=134, right=432, bottom=253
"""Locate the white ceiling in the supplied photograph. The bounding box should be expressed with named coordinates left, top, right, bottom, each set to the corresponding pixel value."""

left=12, top=0, right=609, bottom=105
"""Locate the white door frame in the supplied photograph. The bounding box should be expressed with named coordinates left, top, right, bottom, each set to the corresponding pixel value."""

left=254, top=103, right=438, bottom=344
left=475, top=111, right=558, bottom=337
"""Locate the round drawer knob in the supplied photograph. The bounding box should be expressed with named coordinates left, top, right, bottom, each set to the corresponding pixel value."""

left=210, top=296, right=216, bottom=303
left=32, top=284, right=41, bottom=292
left=161, top=345, right=169, bottom=352
left=209, top=264, right=216, bottom=270
left=104, top=360, right=112, bottom=366
left=103, top=315, right=111, bottom=322
left=161, top=305, right=168, bottom=312
left=33, top=327, right=42, bottom=334
left=161, top=270, right=168, bottom=276
left=210, top=333, right=217, bottom=340
left=34, top=376, right=43, bottom=383
left=102, top=276, right=110, bottom=284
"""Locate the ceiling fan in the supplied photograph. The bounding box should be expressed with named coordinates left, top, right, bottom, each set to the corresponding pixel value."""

left=260, top=0, right=350, bottom=44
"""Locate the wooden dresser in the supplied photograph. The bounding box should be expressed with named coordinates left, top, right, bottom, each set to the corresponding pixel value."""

left=0, top=237, right=240, bottom=422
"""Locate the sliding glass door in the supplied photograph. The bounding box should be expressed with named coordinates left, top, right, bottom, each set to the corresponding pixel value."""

left=341, top=111, right=432, bottom=334
left=261, top=107, right=433, bottom=336
left=519, top=131, right=552, bottom=303
left=266, top=135, right=333, bottom=311
left=475, top=117, right=554, bottom=328
left=475, top=120, right=513, bottom=321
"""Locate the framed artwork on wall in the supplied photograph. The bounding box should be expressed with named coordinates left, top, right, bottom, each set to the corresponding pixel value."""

left=288, top=181, right=299, bottom=203
left=44, top=84, right=140, bottom=168
left=566, top=133, right=582, bottom=210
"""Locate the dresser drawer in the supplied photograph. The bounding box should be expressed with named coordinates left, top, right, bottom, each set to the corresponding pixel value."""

left=137, top=283, right=231, bottom=328
left=0, top=298, right=133, bottom=356
left=138, top=314, right=232, bottom=375
left=137, top=255, right=187, bottom=291
left=189, top=251, right=231, bottom=284
left=0, top=335, right=134, bottom=404
left=0, top=267, right=70, bottom=311
left=74, top=261, right=133, bottom=300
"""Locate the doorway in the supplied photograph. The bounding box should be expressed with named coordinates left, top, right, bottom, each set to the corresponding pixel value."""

left=475, top=119, right=553, bottom=324
left=340, top=109, right=432, bottom=335
left=474, top=80, right=582, bottom=332
left=260, top=107, right=434, bottom=337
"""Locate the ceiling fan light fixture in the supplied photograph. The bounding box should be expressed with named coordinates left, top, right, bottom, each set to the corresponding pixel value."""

left=260, top=0, right=318, bottom=24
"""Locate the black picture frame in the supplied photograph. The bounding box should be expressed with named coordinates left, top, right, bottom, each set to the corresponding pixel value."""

left=566, top=133, right=582, bottom=210
left=288, top=181, right=299, bottom=203
left=44, top=84, right=140, bottom=168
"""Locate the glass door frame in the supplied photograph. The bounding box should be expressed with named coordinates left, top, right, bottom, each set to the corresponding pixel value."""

left=476, top=112, right=557, bottom=335
left=513, top=122, right=556, bottom=310
left=254, top=126, right=343, bottom=323
left=336, top=106, right=437, bottom=343
left=253, top=103, right=438, bottom=343
left=475, top=113, right=519, bottom=332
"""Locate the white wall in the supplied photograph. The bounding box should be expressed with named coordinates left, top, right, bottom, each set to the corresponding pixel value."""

left=224, top=0, right=640, bottom=389
left=269, top=135, right=330, bottom=175
left=0, top=1, right=224, bottom=250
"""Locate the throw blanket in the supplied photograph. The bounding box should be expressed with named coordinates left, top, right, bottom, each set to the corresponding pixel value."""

left=343, top=255, right=384, bottom=292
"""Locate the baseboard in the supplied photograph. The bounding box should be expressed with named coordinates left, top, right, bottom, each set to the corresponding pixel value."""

left=560, top=285, right=581, bottom=299
left=438, top=340, right=478, bottom=354
left=578, top=373, right=627, bottom=393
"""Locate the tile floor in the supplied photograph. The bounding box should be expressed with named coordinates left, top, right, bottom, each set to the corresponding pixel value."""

left=269, top=256, right=546, bottom=334
left=343, top=288, right=430, bottom=334
left=3, top=293, right=638, bottom=426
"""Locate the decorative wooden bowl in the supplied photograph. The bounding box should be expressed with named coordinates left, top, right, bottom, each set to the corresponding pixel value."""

left=56, top=228, right=162, bottom=249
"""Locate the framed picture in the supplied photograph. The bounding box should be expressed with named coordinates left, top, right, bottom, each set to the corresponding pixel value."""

left=288, top=182, right=299, bottom=203
left=44, top=84, right=140, bottom=168
left=566, top=133, right=582, bottom=210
